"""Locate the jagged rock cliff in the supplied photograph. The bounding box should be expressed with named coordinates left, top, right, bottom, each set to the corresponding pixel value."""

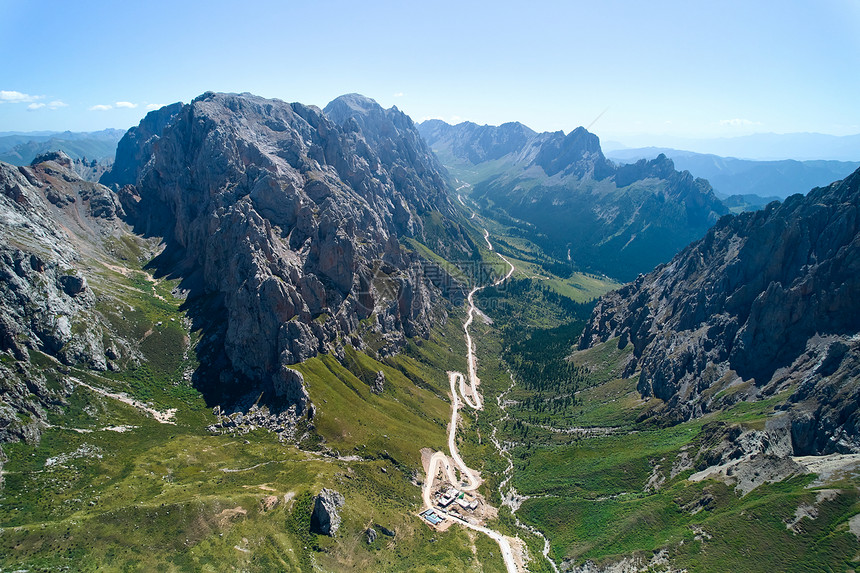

left=103, top=92, right=471, bottom=407
left=323, top=94, right=473, bottom=260
left=579, top=168, right=860, bottom=454
left=418, top=119, right=537, bottom=164
left=0, top=152, right=134, bottom=443
left=419, top=120, right=726, bottom=281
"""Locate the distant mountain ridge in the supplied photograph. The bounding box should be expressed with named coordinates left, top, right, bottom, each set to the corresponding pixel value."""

left=604, top=131, right=860, bottom=161
left=0, top=129, right=125, bottom=167
left=419, top=119, right=537, bottom=164
left=419, top=119, right=727, bottom=281
left=607, top=146, right=860, bottom=202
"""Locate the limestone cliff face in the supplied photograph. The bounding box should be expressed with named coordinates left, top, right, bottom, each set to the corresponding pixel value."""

left=323, top=94, right=474, bottom=261
left=0, top=153, right=133, bottom=442
left=417, top=119, right=537, bottom=164
left=106, top=92, right=468, bottom=406
left=579, top=168, right=860, bottom=453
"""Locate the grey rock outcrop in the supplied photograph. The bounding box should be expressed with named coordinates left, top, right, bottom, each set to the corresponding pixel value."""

left=105, top=92, right=469, bottom=407
left=365, top=527, right=377, bottom=544
left=371, top=370, right=385, bottom=394
left=32, top=150, right=73, bottom=168
left=310, top=488, right=345, bottom=536
left=579, top=167, right=860, bottom=454
left=563, top=549, right=682, bottom=573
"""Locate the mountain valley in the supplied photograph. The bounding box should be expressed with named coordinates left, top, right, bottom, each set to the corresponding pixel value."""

left=0, top=93, right=858, bottom=573
left=418, top=120, right=728, bottom=282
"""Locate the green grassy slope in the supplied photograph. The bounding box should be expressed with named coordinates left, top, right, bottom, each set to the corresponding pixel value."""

left=471, top=275, right=860, bottom=572
left=0, top=231, right=508, bottom=572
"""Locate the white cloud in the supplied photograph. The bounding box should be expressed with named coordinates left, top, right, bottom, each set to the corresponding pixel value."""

left=89, top=104, right=113, bottom=111
left=26, top=100, right=66, bottom=112
left=115, top=101, right=137, bottom=108
left=393, top=92, right=405, bottom=97
left=1, top=90, right=42, bottom=103
left=145, top=103, right=165, bottom=111
left=719, top=118, right=760, bottom=127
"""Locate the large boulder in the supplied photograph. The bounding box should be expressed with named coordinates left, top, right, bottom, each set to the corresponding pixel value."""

left=310, top=488, right=345, bottom=536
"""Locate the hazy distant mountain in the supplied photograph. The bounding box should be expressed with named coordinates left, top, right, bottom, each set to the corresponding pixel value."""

left=607, top=147, right=860, bottom=201
left=0, top=129, right=125, bottom=166
left=720, top=193, right=781, bottom=213
left=604, top=132, right=860, bottom=161
left=418, top=119, right=537, bottom=164
left=419, top=120, right=727, bottom=282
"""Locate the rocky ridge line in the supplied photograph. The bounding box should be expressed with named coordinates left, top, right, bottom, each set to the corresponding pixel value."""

left=578, top=167, right=860, bottom=454
left=0, top=152, right=137, bottom=443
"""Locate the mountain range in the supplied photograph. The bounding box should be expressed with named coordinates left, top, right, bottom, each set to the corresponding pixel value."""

left=604, top=131, right=860, bottom=161
left=606, top=146, right=860, bottom=203
left=419, top=119, right=728, bottom=282
left=2, top=93, right=859, bottom=572
left=0, top=129, right=125, bottom=167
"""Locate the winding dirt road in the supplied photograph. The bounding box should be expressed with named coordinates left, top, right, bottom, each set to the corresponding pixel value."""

left=420, top=228, right=520, bottom=573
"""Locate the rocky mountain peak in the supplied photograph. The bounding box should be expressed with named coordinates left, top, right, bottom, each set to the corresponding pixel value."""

left=324, top=93, right=380, bottom=115
left=31, top=150, right=72, bottom=168
left=532, top=126, right=613, bottom=178
left=614, top=153, right=677, bottom=185
left=103, top=92, right=468, bottom=409
left=323, top=94, right=456, bottom=221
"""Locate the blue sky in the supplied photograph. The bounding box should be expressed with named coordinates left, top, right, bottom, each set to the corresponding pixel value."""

left=2, top=0, right=859, bottom=142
